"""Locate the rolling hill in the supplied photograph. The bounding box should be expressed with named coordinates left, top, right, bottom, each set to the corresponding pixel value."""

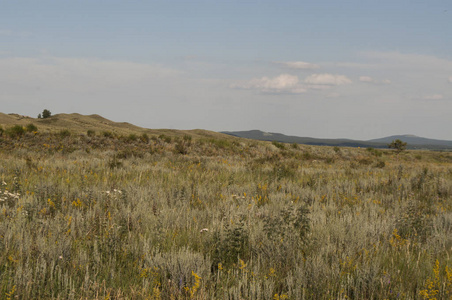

left=0, top=112, right=234, bottom=141
left=222, top=130, right=452, bottom=150
left=367, top=135, right=452, bottom=147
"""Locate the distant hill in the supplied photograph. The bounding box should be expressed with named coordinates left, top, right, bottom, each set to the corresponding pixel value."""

left=367, top=135, right=452, bottom=147
left=222, top=130, right=452, bottom=150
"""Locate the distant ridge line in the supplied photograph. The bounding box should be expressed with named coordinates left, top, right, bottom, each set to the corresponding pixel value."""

left=222, top=130, right=452, bottom=150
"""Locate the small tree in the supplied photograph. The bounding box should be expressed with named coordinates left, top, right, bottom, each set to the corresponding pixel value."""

left=42, top=109, right=51, bottom=119
left=388, top=139, right=407, bottom=153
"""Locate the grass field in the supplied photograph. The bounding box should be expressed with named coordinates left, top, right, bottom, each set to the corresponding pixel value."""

left=1, top=124, right=452, bottom=299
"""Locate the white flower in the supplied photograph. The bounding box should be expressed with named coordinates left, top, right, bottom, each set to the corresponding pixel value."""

left=200, top=228, right=209, bottom=233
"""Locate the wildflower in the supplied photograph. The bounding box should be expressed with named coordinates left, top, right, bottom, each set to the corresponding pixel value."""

left=200, top=228, right=209, bottom=233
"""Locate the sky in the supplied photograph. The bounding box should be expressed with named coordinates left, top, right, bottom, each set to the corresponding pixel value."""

left=1, top=0, right=451, bottom=140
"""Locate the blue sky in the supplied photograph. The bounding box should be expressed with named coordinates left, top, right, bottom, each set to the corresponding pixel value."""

left=1, top=1, right=451, bottom=139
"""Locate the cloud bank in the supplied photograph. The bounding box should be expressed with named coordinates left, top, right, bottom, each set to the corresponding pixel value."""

left=359, top=76, right=391, bottom=85
left=231, top=74, right=306, bottom=94
left=232, top=73, right=353, bottom=94
left=275, top=61, right=319, bottom=70
left=304, top=73, right=352, bottom=86
left=423, top=94, right=444, bottom=100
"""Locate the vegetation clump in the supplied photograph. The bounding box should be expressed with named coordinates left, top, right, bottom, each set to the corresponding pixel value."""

left=38, top=109, right=52, bottom=119
left=272, top=140, right=286, bottom=149
left=389, top=139, right=407, bottom=152
left=25, top=123, right=38, bottom=132
left=5, top=125, right=25, bottom=138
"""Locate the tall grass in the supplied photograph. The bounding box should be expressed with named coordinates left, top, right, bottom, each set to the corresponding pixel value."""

left=0, top=131, right=451, bottom=299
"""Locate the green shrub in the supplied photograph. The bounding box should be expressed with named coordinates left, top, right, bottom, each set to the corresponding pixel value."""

left=208, top=138, right=230, bottom=149
left=103, top=131, right=114, bottom=138
left=140, top=133, right=150, bottom=143
left=128, top=133, right=138, bottom=141
left=87, top=129, right=95, bottom=137
left=58, top=129, right=71, bottom=138
left=272, top=141, right=286, bottom=149
left=108, top=156, right=123, bottom=169
left=264, top=205, right=310, bottom=244
left=273, top=163, right=296, bottom=180
left=396, top=201, right=433, bottom=242
left=367, top=147, right=383, bottom=157
left=325, top=157, right=335, bottom=164
left=183, top=135, right=192, bottom=142
left=211, top=220, right=250, bottom=269
left=302, top=151, right=312, bottom=160
left=174, top=141, right=188, bottom=155
left=159, top=134, right=172, bottom=143
left=25, top=123, right=38, bottom=132
left=374, top=160, right=386, bottom=168
left=358, top=158, right=372, bottom=165
left=6, top=125, right=25, bottom=138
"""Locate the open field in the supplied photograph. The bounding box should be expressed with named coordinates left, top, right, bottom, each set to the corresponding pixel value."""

left=1, top=123, right=452, bottom=299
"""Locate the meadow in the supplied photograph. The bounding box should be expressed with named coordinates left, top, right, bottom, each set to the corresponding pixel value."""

left=0, top=128, right=452, bottom=299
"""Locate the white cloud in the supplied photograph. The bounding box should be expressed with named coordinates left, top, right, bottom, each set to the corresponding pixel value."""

left=304, top=73, right=352, bottom=86
left=233, top=73, right=354, bottom=94
left=448, top=76, right=452, bottom=83
left=359, top=76, right=391, bottom=85
left=333, top=62, right=380, bottom=69
left=275, top=61, right=319, bottom=70
left=359, top=76, right=373, bottom=83
left=423, top=94, right=444, bottom=100
left=231, top=74, right=306, bottom=94
left=305, top=84, right=332, bottom=90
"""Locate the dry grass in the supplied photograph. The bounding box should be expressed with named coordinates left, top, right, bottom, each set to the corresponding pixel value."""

left=0, top=122, right=451, bottom=299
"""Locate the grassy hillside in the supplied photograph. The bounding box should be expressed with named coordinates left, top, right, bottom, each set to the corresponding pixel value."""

left=1, top=114, right=452, bottom=299
left=0, top=112, right=237, bottom=140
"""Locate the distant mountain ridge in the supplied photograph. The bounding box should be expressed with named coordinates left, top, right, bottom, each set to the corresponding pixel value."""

left=367, top=135, right=452, bottom=147
left=222, top=130, right=452, bottom=150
